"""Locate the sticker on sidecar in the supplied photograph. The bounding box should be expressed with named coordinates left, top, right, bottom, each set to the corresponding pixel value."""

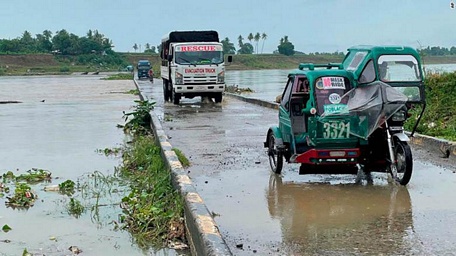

left=316, top=77, right=346, bottom=90
left=328, top=93, right=342, bottom=104
left=324, top=104, right=348, bottom=114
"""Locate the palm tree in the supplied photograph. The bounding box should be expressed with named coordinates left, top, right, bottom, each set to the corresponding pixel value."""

left=247, top=33, right=254, bottom=44
left=261, top=32, right=267, bottom=54
left=237, top=35, right=244, bottom=48
left=254, top=32, right=261, bottom=54
left=132, top=43, right=138, bottom=52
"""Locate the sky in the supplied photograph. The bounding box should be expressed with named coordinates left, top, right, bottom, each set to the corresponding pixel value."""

left=1, top=0, right=455, bottom=54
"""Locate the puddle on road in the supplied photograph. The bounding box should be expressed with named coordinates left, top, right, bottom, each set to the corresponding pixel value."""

left=0, top=76, right=182, bottom=256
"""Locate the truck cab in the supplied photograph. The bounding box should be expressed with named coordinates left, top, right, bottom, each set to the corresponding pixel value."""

left=160, top=30, right=230, bottom=104
left=137, top=60, right=151, bottom=79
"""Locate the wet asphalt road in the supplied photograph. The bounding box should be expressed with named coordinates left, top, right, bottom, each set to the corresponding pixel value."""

left=141, top=79, right=456, bottom=256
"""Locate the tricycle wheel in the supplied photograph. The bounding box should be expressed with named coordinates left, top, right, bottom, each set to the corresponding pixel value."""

left=268, top=132, right=283, bottom=174
left=387, top=140, right=413, bottom=185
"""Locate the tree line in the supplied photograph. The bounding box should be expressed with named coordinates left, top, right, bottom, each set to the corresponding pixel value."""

left=2, top=30, right=456, bottom=58
left=419, top=46, right=456, bottom=56
left=221, top=32, right=295, bottom=56
left=0, top=29, right=113, bottom=55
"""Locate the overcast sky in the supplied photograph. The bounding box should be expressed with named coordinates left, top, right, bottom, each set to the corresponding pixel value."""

left=1, top=0, right=455, bottom=53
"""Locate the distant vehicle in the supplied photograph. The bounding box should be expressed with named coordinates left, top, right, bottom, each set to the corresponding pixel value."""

left=126, top=65, right=134, bottom=72
left=160, top=30, right=232, bottom=104
left=137, top=60, right=151, bottom=79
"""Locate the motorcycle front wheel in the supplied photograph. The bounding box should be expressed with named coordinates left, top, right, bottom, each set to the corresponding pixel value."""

left=388, top=140, right=413, bottom=185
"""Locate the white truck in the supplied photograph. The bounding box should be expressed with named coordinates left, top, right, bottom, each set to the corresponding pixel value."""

left=160, top=30, right=231, bottom=104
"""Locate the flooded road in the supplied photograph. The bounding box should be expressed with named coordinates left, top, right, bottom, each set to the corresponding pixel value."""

left=143, top=75, right=456, bottom=255
left=0, top=75, right=178, bottom=256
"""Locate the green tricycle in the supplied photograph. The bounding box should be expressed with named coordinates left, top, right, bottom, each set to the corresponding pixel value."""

left=264, top=46, right=426, bottom=185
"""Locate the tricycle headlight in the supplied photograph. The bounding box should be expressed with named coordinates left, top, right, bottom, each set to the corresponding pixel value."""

left=392, top=110, right=407, bottom=122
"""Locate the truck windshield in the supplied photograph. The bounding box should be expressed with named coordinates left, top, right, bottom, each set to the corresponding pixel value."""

left=138, top=65, right=150, bottom=70
left=175, top=51, right=223, bottom=65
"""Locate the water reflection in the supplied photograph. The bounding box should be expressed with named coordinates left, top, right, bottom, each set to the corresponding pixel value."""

left=267, top=174, right=414, bottom=255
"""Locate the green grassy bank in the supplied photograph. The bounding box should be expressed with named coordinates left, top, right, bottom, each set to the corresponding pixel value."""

left=2, top=53, right=456, bottom=76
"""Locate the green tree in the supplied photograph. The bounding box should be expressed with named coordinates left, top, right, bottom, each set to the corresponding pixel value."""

left=277, top=35, right=295, bottom=56
left=237, top=35, right=244, bottom=48
left=261, top=32, right=267, bottom=54
left=52, top=29, right=72, bottom=54
left=247, top=33, right=254, bottom=44
left=144, top=45, right=156, bottom=53
left=254, top=32, right=261, bottom=54
left=0, top=39, right=21, bottom=53
left=221, top=37, right=236, bottom=54
left=16, top=30, right=36, bottom=52
left=132, top=43, right=138, bottom=52
left=237, top=43, right=254, bottom=54
left=36, top=31, right=53, bottom=52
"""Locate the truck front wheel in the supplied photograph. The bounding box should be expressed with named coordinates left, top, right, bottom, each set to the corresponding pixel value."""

left=214, top=93, right=223, bottom=103
left=163, top=79, right=170, bottom=102
left=172, top=89, right=181, bottom=105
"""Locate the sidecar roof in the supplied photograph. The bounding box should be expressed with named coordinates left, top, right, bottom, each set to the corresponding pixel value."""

left=288, top=64, right=355, bottom=81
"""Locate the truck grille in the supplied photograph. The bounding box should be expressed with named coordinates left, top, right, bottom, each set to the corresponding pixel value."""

left=183, top=76, right=217, bottom=84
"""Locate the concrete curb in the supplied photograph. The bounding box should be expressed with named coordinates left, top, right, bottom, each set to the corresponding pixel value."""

left=225, top=92, right=279, bottom=109
left=133, top=80, right=232, bottom=256
left=224, top=93, right=456, bottom=159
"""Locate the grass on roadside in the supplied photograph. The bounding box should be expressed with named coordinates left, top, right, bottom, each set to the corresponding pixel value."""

left=172, top=148, right=190, bottom=168
left=405, top=71, right=456, bottom=141
left=101, top=73, right=134, bottom=80
left=118, top=135, right=186, bottom=248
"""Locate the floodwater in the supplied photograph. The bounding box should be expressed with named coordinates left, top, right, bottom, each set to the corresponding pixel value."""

left=225, top=63, right=456, bottom=103
left=0, top=75, right=179, bottom=256
left=2, top=67, right=456, bottom=255
left=141, top=71, right=456, bottom=255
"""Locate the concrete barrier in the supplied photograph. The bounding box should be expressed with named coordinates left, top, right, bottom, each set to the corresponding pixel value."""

left=134, top=80, right=232, bottom=256
left=224, top=93, right=456, bottom=159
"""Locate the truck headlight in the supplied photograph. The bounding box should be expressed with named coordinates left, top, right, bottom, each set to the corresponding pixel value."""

left=217, top=71, right=224, bottom=83
left=175, top=72, right=183, bottom=84
left=392, top=110, right=407, bottom=122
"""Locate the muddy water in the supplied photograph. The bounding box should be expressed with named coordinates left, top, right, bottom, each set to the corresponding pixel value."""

left=144, top=78, right=456, bottom=255
left=0, top=75, right=178, bottom=256
left=225, top=63, right=456, bottom=103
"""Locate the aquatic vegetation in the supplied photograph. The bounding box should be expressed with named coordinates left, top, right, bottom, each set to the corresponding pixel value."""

left=2, top=168, right=51, bottom=184
left=122, top=100, right=155, bottom=136
left=6, top=183, right=37, bottom=208
left=67, top=198, right=85, bottom=218
left=59, top=180, right=76, bottom=196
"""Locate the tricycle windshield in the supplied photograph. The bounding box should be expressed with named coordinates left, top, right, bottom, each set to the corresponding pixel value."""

left=378, top=55, right=421, bottom=82
left=344, top=51, right=368, bottom=71
left=314, top=76, right=352, bottom=115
